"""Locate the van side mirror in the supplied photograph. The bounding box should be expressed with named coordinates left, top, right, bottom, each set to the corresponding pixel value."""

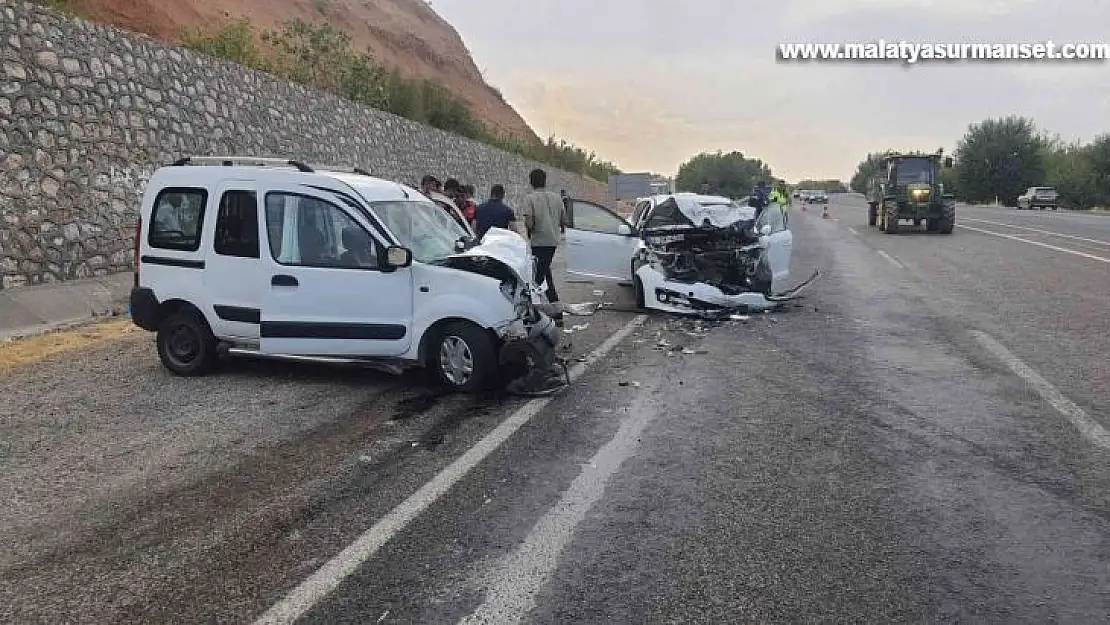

left=384, top=246, right=412, bottom=269
left=760, top=224, right=773, bottom=236
left=617, top=223, right=634, bottom=236
left=944, top=157, right=954, bottom=168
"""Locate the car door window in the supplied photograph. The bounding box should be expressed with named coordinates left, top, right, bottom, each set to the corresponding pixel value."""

left=756, top=204, right=786, bottom=233
left=264, top=192, right=379, bottom=269
left=214, top=191, right=260, bottom=258
left=149, top=188, right=207, bottom=251
left=570, top=200, right=627, bottom=235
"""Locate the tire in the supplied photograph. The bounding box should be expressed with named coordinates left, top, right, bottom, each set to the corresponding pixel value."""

left=633, top=276, right=646, bottom=309
left=936, top=203, right=955, bottom=234
left=156, top=309, right=219, bottom=377
left=429, top=321, right=497, bottom=393
left=883, top=205, right=899, bottom=234
left=867, top=203, right=877, bottom=226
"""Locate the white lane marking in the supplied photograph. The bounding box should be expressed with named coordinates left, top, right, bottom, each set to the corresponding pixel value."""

left=252, top=315, right=649, bottom=625
left=877, top=250, right=904, bottom=268
left=962, top=218, right=1110, bottom=247
left=958, top=225, right=1110, bottom=264
left=848, top=227, right=859, bottom=236
left=971, top=331, right=1110, bottom=450
left=460, top=377, right=663, bottom=624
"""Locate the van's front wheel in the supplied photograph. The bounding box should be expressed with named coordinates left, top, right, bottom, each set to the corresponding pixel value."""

left=430, top=321, right=497, bottom=393
left=157, top=309, right=218, bottom=376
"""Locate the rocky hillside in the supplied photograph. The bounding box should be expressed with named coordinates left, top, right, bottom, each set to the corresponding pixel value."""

left=65, top=0, right=539, bottom=142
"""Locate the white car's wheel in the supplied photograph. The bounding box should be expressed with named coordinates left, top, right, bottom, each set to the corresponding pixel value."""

left=429, top=321, right=496, bottom=393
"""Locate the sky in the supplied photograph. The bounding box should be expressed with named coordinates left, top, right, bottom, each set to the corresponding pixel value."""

left=429, top=0, right=1109, bottom=182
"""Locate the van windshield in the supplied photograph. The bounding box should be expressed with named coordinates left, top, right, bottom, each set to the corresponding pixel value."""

left=371, top=200, right=469, bottom=263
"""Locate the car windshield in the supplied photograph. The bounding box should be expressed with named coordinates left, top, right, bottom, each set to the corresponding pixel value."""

left=894, top=159, right=933, bottom=184
left=370, top=199, right=469, bottom=263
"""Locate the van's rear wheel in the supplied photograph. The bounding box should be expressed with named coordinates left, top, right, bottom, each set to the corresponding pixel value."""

left=157, top=309, right=218, bottom=376
left=430, top=321, right=496, bottom=393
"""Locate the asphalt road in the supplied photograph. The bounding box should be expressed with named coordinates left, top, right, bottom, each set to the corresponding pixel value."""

left=3, top=196, right=1110, bottom=623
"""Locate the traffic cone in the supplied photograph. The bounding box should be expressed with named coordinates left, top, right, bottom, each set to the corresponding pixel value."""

left=822, top=205, right=830, bottom=219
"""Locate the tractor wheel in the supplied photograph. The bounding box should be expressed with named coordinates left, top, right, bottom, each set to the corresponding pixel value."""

left=882, top=206, right=900, bottom=234
left=867, top=202, right=877, bottom=226
left=936, top=203, right=955, bottom=234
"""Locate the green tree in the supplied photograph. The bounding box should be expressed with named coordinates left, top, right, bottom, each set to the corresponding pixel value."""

left=954, top=116, right=1045, bottom=205
left=1043, top=140, right=1100, bottom=209
left=795, top=179, right=847, bottom=192
left=1082, top=134, right=1110, bottom=206
left=674, top=151, right=773, bottom=198
left=850, top=151, right=896, bottom=193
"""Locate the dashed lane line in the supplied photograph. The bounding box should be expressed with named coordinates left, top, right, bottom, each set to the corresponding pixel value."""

left=252, top=314, right=649, bottom=625
left=876, top=250, right=904, bottom=268
left=971, top=330, right=1110, bottom=451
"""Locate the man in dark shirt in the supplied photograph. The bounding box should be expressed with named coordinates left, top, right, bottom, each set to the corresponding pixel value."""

left=474, top=184, right=516, bottom=239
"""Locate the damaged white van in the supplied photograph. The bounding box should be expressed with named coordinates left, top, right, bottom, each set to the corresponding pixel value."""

left=129, top=157, right=559, bottom=393
left=564, top=193, right=818, bottom=315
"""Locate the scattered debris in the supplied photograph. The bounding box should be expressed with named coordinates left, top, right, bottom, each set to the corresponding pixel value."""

left=682, top=349, right=696, bottom=355
left=563, top=302, right=599, bottom=316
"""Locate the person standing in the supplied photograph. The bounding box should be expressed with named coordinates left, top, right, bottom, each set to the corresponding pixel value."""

left=519, top=168, right=566, bottom=303
left=474, top=184, right=516, bottom=239
left=559, top=189, right=573, bottom=225
left=458, top=184, right=479, bottom=227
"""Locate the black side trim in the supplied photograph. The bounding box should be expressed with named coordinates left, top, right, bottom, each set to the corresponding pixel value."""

left=141, top=255, right=206, bottom=269
left=260, top=322, right=407, bottom=340
left=214, top=305, right=261, bottom=324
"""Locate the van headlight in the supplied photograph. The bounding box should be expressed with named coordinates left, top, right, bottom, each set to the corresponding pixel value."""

left=500, top=279, right=531, bottom=318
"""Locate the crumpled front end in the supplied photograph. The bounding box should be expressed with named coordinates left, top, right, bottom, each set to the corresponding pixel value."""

left=636, top=200, right=818, bottom=316
left=438, top=229, right=567, bottom=395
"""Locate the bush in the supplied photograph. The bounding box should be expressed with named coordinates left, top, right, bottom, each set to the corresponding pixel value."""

left=181, top=18, right=620, bottom=181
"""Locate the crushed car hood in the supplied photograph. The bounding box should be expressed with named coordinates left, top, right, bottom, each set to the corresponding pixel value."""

left=674, top=197, right=756, bottom=228
left=445, top=227, right=534, bottom=286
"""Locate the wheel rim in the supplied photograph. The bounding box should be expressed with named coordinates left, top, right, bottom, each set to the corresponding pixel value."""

left=439, top=335, right=475, bottom=386
left=166, top=324, right=200, bottom=367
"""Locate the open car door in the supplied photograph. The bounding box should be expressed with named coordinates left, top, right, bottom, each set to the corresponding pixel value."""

left=756, top=203, right=792, bottom=286
left=564, top=199, right=641, bottom=281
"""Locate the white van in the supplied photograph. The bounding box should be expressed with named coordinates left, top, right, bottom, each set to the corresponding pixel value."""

left=129, top=156, right=559, bottom=392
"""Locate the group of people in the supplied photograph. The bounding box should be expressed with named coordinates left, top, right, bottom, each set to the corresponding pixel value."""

left=417, top=169, right=572, bottom=305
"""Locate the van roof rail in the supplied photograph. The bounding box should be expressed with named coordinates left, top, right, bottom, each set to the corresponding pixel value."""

left=169, top=156, right=315, bottom=173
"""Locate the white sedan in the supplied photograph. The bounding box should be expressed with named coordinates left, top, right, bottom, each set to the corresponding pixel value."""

left=563, top=193, right=817, bottom=315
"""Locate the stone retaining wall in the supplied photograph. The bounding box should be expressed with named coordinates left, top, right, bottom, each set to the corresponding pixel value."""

left=0, top=1, right=610, bottom=289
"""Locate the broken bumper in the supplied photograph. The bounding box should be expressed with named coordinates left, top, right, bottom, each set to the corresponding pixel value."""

left=638, top=265, right=820, bottom=315
left=496, top=311, right=568, bottom=396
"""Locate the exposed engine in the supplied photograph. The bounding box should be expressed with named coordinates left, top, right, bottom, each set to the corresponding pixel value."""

left=639, top=198, right=772, bottom=296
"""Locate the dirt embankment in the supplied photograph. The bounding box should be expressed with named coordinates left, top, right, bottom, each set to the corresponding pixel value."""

left=71, top=0, right=539, bottom=142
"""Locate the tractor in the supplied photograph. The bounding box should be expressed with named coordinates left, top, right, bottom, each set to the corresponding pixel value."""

left=867, top=152, right=955, bottom=234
